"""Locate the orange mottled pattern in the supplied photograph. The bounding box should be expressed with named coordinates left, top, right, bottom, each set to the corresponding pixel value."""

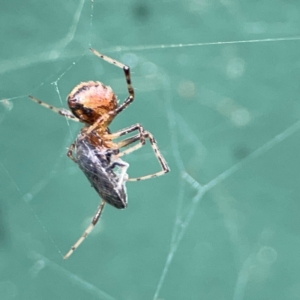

left=68, top=81, right=118, bottom=125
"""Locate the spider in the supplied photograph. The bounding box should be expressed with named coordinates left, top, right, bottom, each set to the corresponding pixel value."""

left=28, top=48, right=170, bottom=259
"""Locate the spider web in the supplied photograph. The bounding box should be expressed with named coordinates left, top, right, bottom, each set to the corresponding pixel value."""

left=1, top=1, right=300, bottom=299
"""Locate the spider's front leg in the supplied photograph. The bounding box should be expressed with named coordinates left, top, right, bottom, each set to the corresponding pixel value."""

left=28, top=95, right=80, bottom=122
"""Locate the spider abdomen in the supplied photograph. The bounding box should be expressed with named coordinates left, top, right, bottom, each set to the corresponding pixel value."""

left=68, top=81, right=118, bottom=125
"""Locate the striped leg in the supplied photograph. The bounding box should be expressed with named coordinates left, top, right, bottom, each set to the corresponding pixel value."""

left=85, top=49, right=135, bottom=136
left=64, top=200, right=106, bottom=259
left=90, top=48, right=134, bottom=103
left=28, top=95, right=79, bottom=121
left=116, top=130, right=170, bottom=181
left=126, top=131, right=169, bottom=181
left=107, top=123, right=145, bottom=144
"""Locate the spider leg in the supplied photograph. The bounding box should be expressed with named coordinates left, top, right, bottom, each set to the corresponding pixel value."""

left=107, top=123, right=145, bottom=144
left=115, top=129, right=170, bottom=181
left=118, top=141, right=143, bottom=157
left=85, top=117, right=145, bottom=145
left=84, top=49, right=135, bottom=137
left=90, top=48, right=134, bottom=102
left=90, top=47, right=134, bottom=115
left=64, top=200, right=106, bottom=259
left=127, top=131, right=169, bottom=181
left=28, top=95, right=80, bottom=122
left=116, top=134, right=141, bottom=149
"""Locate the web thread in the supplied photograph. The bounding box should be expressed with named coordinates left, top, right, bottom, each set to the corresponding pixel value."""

left=1, top=1, right=299, bottom=299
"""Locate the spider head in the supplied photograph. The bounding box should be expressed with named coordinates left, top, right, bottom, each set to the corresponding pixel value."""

left=67, top=81, right=118, bottom=125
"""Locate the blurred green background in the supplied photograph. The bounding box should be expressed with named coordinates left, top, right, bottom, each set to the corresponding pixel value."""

left=1, top=0, right=300, bottom=299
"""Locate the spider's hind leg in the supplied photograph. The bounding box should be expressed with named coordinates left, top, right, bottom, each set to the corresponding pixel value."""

left=113, top=127, right=170, bottom=181
left=63, top=200, right=106, bottom=259
left=125, top=131, right=170, bottom=181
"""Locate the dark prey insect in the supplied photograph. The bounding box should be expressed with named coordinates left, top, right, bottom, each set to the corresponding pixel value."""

left=28, top=48, right=170, bottom=259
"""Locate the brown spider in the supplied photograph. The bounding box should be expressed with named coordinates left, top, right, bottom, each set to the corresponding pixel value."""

left=28, top=48, right=170, bottom=259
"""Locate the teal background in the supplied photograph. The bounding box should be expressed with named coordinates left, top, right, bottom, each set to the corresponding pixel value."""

left=1, top=1, right=300, bottom=299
